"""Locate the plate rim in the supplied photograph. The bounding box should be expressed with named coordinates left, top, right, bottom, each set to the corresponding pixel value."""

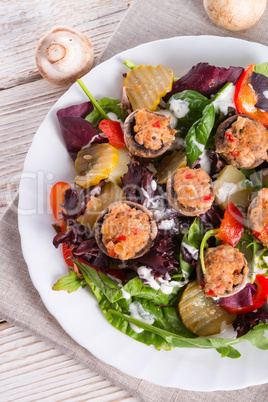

left=18, top=34, right=268, bottom=391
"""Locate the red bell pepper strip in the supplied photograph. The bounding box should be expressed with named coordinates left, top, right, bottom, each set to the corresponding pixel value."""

left=50, top=181, right=71, bottom=232
left=234, top=64, right=268, bottom=129
left=98, top=119, right=126, bottom=149
left=216, top=202, right=244, bottom=247
left=62, top=243, right=74, bottom=267
left=222, top=275, right=268, bottom=315
left=50, top=182, right=76, bottom=269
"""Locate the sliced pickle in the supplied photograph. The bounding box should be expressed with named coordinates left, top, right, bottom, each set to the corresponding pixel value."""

left=75, top=144, right=119, bottom=188
left=77, top=182, right=125, bottom=228
left=178, top=280, right=236, bottom=336
left=157, top=150, right=187, bottom=184
left=108, top=147, right=131, bottom=184
left=123, top=64, right=174, bottom=111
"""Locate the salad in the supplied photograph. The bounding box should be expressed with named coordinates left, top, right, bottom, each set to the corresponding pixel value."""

left=50, top=59, right=268, bottom=358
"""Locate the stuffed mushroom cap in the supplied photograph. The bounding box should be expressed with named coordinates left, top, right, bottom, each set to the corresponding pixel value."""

left=248, top=188, right=268, bottom=248
left=94, top=201, right=157, bottom=260
left=166, top=166, right=214, bottom=216
left=123, top=108, right=176, bottom=158
left=196, top=244, right=248, bottom=298
left=215, top=114, right=268, bottom=169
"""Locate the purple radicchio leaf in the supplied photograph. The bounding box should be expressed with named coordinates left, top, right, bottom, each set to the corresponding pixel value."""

left=121, top=161, right=146, bottom=203
left=53, top=222, right=92, bottom=249
left=56, top=102, right=107, bottom=159
left=121, top=160, right=162, bottom=208
left=135, top=234, right=178, bottom=277
left=61, top=187, right=84, bottom=219
left=181, top=243, right=199, bottom=266
left=232, top=302, right=268, bottom=338
left=198, top=202, right=223, bottom=232
left=73, top=239, right=110, bottom=270
left=251, top=71, right=268, bottom=112
left=217, top=283, right=256, bottom=309
left=164, top=63, right=244, bottom=101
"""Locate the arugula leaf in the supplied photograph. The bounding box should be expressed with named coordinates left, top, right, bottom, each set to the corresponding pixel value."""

left=185, top=103, right=215, bottom=166
left=86, top=97, right=125, bottom=127
left=52, top=270, right=87, bottom=293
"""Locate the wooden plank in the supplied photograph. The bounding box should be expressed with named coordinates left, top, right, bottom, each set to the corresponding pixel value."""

left=0, top=1, right=138, bottom=400
left=0, top=79, right=68, bottom=217
left=0, top=322, right=138, bottom=401
left=1, top=0, right=130, bottom=89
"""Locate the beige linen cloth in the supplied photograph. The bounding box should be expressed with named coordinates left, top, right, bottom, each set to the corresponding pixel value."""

left=1, top=0, right=268, bottom=400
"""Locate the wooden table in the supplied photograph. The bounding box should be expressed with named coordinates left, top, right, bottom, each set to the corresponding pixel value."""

left=0, top=1, right=138, bottom=400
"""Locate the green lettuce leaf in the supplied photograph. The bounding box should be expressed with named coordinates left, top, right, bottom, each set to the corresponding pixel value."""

left=52, top=270, right=87, bottom=293
left=86, top=97, right=125, bottom=127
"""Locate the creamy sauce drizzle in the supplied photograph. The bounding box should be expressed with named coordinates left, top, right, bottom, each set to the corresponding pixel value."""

left=212, top=84, right=235, bottom=115
left=129, top=301, right=154, bottom=333
left=137, top=266, right=185, bottom=294
left=169, top=98, right=190, bottom=119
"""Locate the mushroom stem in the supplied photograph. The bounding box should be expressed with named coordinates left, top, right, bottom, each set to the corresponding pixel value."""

left=46, top=43, right=66, bottom=64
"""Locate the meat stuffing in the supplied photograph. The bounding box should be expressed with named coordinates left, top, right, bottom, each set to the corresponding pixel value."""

left=133, top=108, right=176, bottom=151
left=248, top=188, right=268, bottom=248
left=216, top=116, right=268, bottom=169
left=101, top=202, right=152, bottom=260
left=171, top=166, right=214, bottom=215
left=201, top=244, right=248, bottom=297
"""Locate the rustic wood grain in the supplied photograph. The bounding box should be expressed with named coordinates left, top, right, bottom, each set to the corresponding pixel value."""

left=0, top=1, right=138, bottom=400
left=0, top=322, right=138, bottom=401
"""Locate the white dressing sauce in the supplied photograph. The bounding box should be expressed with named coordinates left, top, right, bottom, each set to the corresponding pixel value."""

left=82, top=133, right=106, bottom=149
left=158, top=219, right=175, bottom=230
left=129, top=301, right=154, bottom=333
left=169, top=98, right=190, bottom=119
left=212, top=84, right=235, bottom=115
left=181, top=242, right=199, bottom=260
left=157, top=109, right=178, bottom=129
left=151, top=180, right=157, bottom=191
left=153, top=209, right=167, bottom=222
left=137, top=266, right=185, bottom=294
left=199, top=150, right=212, bottom=174
left=137, top=266, right=160, bottom=290
left=106, top=112, right=124, bottom=130
left=121, top=288, right=131, bottom=300
left=263, top=90, right=268, bottom=99
left=191, top=137, right=205, bottom=152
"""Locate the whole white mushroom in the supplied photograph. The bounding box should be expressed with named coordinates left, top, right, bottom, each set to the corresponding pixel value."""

left=35, top=26, right=94, bottom=85
left=203, top=0, right=267, bottom=31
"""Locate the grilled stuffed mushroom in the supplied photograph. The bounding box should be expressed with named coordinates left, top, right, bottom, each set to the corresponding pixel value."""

left=123, top=108, right=176, bottom=158
left=166, top=166, right=214, bottom=216
left=94, top=201, right=157, bottom=260
left=197, top=244, right=248, bottom=298
left=216, top=114, right=268, bottom=169
left=248, top=188, right=268, bottom=248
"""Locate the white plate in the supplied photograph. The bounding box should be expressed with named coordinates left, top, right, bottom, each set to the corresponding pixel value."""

left=18, top=35, right=268, bottom=391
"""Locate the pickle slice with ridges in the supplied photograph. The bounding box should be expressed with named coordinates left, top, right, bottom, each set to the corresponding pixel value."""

left=157, top=150, right=187, bottom=184
left=77, top=182, right=125, bottom=228
left=75, top=143, right=119, bottom=188
left=108, top=147, right=131, bottom=184
left=178, top=279, right=236, bottom=336
left=123, top=64, right=174, bottom=111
